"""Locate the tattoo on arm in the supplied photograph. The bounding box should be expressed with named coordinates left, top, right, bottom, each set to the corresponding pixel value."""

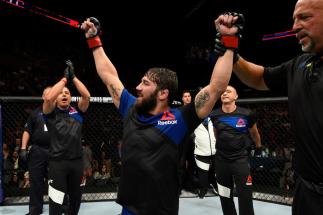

left=195, top=91, right=210, bottom=111
left=109, top=84, right=119, bottom=98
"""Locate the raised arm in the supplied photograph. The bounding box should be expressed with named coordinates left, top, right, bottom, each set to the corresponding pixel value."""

left=233, top=57, right=268, bottom=90
left=43, top=78, right=66, bottom=114
left=213, top=13, right=269, bottom=91
left=81, top=18, right=124, bottom=109
left=74, top=77, right=91, bottom=112
left=194, top=13, right=242, bottom=119
left=195, top=51, right=234, bottom=118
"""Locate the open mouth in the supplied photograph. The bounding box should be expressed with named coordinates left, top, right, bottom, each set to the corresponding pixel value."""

left=297, top=33, right=307, bottom=42
left=62, top=98, right=68, bottom=102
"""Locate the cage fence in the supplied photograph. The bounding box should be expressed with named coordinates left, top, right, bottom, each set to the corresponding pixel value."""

left=0, top=97, right=294, bottom=205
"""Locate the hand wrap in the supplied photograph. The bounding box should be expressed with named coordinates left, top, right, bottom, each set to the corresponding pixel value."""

left=87, top=17, right=103, bottom=49
left=214, top=12, right=244, bottom=61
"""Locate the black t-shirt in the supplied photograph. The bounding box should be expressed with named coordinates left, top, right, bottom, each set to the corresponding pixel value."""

left=44, top=106, right=84, bottom=160
left=264, top=53, right=323, bottom=183
left=116, top=89, right=201, bottom=215
left=24, top=106, right=50, bottom=148
left=211, top=106, right=256, bottom=161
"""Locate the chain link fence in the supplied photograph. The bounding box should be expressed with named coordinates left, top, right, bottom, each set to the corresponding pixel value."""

left=1, top=97, right=295, bottom=205
left=1, top=97, right=122, bottom=204
left=238, top=98, right=295, bottom=205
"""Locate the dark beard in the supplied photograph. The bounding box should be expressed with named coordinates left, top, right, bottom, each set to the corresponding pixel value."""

left=135, top=91, right=157, bottom=116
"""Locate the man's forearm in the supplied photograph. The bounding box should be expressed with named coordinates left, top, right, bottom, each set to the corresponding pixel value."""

left=21, top=131, right=30, bottom=149
left=233, top=57, right=268, bottom=90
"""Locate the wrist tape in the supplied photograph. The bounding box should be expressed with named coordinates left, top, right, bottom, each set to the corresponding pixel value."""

left=221, top=35, right=239, bottom=49
left=87, top=36, right=102, bottom=49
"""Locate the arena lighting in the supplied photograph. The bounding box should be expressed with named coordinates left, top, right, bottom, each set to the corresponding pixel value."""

left=3, top=0, right=296, bottom=42
left=2, top=0, right=80, bottom=28
left=262, top=30, right=296, bottom=41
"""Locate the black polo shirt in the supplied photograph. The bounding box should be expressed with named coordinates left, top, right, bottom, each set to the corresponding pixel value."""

left=24, top=106, right=50, bottom=148
left=211, top=106, right=256, bottom=161
left=44, top=106, right=84, bottom=160
left=264, top=53, right=323, bottom=183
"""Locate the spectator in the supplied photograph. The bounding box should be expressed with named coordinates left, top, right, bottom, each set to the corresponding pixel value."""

left=20, top=86, right=51, bottom=215
left=82, top=139, right=93, bottom=186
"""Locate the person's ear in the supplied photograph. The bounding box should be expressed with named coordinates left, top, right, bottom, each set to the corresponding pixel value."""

left=159, top=89, right=169, bottom=100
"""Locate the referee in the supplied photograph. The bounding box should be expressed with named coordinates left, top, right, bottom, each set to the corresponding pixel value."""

left=20, top=86, right=51, bottom=215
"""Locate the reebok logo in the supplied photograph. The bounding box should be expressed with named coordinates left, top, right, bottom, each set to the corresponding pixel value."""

left=236, top=118, right=246, bottom=128
left=69, top=106, right=78, bottom=114
left=68, top=107, right=78, bottom=115
left=246, top=175, right=253, bottom=185
left=158, top=120, right=178, bottom=125
left=160, top=111, right=175, bottom=120
left=158, top=111, right=177, bottom=125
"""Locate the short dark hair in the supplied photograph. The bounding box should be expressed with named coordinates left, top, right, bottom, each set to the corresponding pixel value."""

left=145, top=68, right=178, bottom=105
left=182, top=89, right=191, bottom=96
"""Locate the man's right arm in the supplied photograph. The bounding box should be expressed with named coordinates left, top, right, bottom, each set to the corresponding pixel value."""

left=81, top=19, right=124, bottom=109
left=21, top=131, right=30, bottom=150
left=43, top=78, right=67, bottom=114
left=233, top=56, right=269, bottom=90
left=21, top=112, right=34, bottom=151
left=20, top=131, right=30, bottom=162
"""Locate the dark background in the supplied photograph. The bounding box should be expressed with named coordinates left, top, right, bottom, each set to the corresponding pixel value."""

left=1, top=0, right=301, bottom=98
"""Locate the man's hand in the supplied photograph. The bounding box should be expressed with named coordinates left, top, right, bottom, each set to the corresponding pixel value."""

left=214, top=12, right=244, bottom=54
left=81, top=17, right=103, bottom=49
left=214, top=12, right=244, bottom=36
left=81, top=17, right=101, bottom=39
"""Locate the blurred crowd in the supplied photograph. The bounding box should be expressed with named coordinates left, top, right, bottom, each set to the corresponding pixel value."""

left=2, top=128, right=122, bottom=194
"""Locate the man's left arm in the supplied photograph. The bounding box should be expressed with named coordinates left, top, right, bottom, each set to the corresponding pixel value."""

left=194, top=13, right=243, bottom=119
left=73, top=77, right=91, bottom=112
